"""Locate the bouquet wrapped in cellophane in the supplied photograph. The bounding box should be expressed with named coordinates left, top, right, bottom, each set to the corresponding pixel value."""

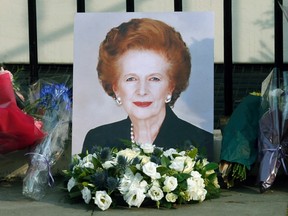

left=0, top=67, right=45, bottom=154
left=63, top=141, right=220, bottom=211
left=23, top=76, right=72, bottom=200
left=258, top=68, right=288, bottom=192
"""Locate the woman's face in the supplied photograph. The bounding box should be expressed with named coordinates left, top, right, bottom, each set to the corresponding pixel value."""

left=113, top=50, right=174, bottom=121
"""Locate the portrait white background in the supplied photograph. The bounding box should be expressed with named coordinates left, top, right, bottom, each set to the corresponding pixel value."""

left=73, top=12, right=214, bottom=155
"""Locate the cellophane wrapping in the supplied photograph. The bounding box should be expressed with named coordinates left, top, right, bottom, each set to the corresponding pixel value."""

left=22, top=77, right=72, bottom=200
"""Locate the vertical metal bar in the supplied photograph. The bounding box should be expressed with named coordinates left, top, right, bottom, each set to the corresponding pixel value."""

left=275, top=0, right=283, bottom=82
left=223, top=0, right=233, bottom=116
left=126, top=0, right=134, bottom=12
left=28, top=0, right=38, bottom=84
left=174, top=0, right=183, bottom=11
left=77, top=0, right=85, bottom=12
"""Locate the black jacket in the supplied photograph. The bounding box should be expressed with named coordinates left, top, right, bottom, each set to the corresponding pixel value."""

left=82, top=106, right=213, bottom=159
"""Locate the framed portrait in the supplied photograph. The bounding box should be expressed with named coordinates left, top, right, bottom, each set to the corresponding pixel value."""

left=72, top=12, right=214, bottom=157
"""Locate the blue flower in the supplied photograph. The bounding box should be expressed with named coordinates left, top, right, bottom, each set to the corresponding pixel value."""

left=39, top=83, right=72, bottom=111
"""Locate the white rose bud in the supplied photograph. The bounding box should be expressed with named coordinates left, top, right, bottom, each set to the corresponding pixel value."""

left=142, top=161, right=161, bottom=179
left=140, top=143, right=155, bottom=154
left=165, top=193, right=178, bottom=203
left=163, top=176, right=178, bottom=192
left=169, top=156, right=185, bottom=172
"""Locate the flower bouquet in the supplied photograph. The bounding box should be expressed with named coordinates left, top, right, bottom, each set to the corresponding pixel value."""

left=22, top=76, right=72, bottom=200
left=219, top=92, right=261, bottom=188
left=63, top=142, right=220, bottom=210
left=258, top=68, right=288, bottom=192
left=0, top=67, right=45, bottom=154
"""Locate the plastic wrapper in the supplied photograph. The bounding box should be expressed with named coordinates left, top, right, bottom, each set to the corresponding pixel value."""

left=0, top=68, right=45, bottom=154
left=258, top=68, right=288, bottom=192
left=23, top=77, right=72, bottom=200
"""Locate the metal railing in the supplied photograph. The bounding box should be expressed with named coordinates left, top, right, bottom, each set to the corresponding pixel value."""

left=27, top=0, right=284, bottom=115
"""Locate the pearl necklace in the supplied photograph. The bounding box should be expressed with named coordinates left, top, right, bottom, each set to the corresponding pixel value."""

left=130, top=123, right=135, bottom=143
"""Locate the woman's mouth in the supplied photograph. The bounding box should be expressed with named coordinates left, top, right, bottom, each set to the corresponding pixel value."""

left=133, top=101, right=152, bottom=107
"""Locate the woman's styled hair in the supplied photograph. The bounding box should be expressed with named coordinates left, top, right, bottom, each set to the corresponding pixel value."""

left=97, top=18, right=191, bottom=106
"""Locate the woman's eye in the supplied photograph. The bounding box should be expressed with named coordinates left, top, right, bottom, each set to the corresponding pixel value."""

left=150, top=77, right=160, bottom=81
left=126, top=77, right=136, bottom=82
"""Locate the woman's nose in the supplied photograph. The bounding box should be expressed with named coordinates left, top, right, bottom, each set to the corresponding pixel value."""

left=137, top=80, right=148, bottom=96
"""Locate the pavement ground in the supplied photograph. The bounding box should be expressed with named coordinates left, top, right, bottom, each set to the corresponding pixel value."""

left=0, top=175, right=287, bottom=216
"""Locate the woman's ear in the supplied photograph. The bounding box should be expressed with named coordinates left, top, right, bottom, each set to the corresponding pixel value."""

left=112, top=84, right=118, bottom=96
left=169, top=83, right=175, bottom=94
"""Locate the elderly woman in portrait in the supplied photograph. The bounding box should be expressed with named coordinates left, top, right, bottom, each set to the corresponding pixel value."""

left=82, top=18, right=213, bottom=157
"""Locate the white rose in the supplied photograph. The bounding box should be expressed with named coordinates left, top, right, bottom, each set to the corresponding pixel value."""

left=185, top=187, right=207, bottom=202
left=130, top=173, right=146, bottom=191
left=124, top=189, right=146, bottom=207
left=152, top=179, right=161, bottom=187
left=139, top=180, right=148, bottom=190
left=140, top=143, right=155, bottom=154
left=82, top=154, right=94, bottom=163
left=119, top=169, right=147, bottom=195
left=179, top=151, right=186, bottom=156
left=165, top=193, right=178, bottom=203
left=118, top=169, right=134, bottom=194
left=198, top=188, right=207, bottom=202
left=83, top=161, right=94, bottom=169
left=94, top=191, right=112, bottom=211
left=163, top=148, right=178, bottom=158
left=102, top=160, right=116, bottom=169
left=81, top=187, right=91, bottom=204
left=170, top=156, right=195, bottom=173
left=72, top=154, right=81, bottom=162
left=186, top=177, right=197, bottom=188
left=182, top=156, right=195, bottom=173
left=188, top=172, right=205, bottom=189
left=202, top=158, right=209, bottom=166
left=67, top=177, right=76, bottom=192
left=147, top=185, right=164, bottom=201
left=185, top=173, right=207, bottom=202
left=117, top=148, right=140, bottom=161
left=191, top=170, right=202, bottom=178
left=142, top=162, right=161, bottom=179
left=163, top=176, right=178, bottom=192
left=169, top=156, right=185, bottom=172
left=138, top=155, right=150, bottom=165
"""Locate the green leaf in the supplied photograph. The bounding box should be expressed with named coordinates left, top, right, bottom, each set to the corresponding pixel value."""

left=92, top=156, right=102, bottom=168
left=82, top=181, right=90, bottom=187
left=187, top=148, right=198, bottom=159
left=157, top=166, right=170, bottom=175
left=161, top=156, right=170, bottom=167
left=68, top=190, right=82, bottom=199
left=161, top=202, right=173, bottom=209
left=129, top=165, right=138, bottom=174
left=62, top=170, right=70, bottom=175
left=175, top=173, right=191, bottom=182
left=204, top=162, right=218, bottom=171
left=207, top=172, right=217, bottom=181
left=119, top=139, right=134, bottom=148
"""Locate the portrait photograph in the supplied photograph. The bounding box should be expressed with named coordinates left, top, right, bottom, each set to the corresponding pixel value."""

left=72, top=12, right=214, bottom=159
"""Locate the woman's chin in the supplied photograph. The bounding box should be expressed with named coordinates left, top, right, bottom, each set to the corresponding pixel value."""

left=130, top=111, right=163, bottom=122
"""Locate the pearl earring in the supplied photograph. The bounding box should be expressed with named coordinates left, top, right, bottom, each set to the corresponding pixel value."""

left=115, top=97, right=122, bottom=105
left=165, top=95, right=172, bottom=103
